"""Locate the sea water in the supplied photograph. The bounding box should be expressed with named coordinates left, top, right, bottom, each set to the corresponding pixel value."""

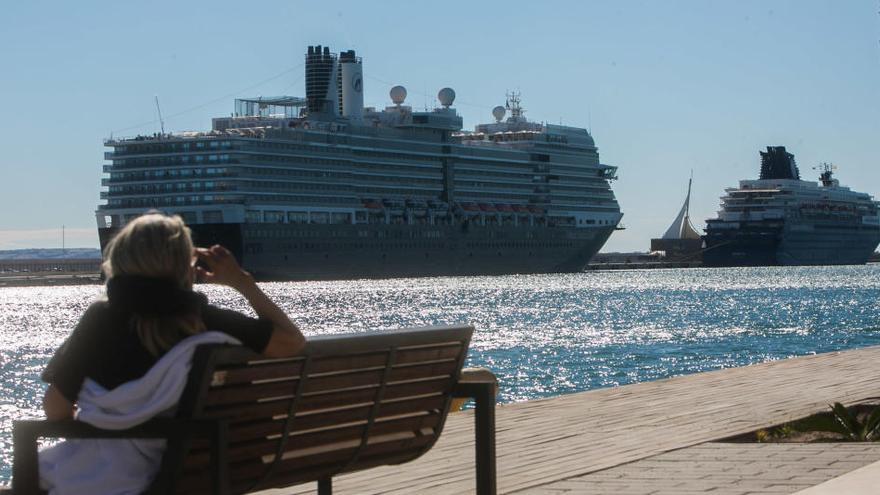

left=2, top=265, right=880, bottom=482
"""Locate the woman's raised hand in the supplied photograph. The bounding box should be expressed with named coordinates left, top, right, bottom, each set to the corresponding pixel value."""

left=194, top=245, right=253, bottom=289
left=196, top=245, right=304, bottom=357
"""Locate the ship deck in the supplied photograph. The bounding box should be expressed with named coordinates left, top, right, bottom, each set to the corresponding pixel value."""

left=257, top=345, right=880, bottom=494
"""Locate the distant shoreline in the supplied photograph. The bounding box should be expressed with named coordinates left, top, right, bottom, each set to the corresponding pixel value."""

left=0, top=274, right=102, bottom=288
left=0, top=248, right=101, bottom=261
left=2, top=260, right=879, bottom=288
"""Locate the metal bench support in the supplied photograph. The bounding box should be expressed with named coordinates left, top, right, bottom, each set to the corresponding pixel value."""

left=454, top=369, right=498, bottom=495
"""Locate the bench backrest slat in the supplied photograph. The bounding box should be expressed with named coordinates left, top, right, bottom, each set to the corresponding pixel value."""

left=157, top=324, right=473, bottom=495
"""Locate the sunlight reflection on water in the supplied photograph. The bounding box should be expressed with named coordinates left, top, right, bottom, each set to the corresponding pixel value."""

left=2, top=265, right=880, bottom=481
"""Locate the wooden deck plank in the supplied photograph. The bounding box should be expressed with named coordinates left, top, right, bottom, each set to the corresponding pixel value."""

left=257, top=345, right=880, bottom=495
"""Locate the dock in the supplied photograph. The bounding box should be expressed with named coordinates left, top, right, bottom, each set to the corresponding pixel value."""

left=0, top=258, right=102, bottom=287
left=262, top=345, right=880, bottom=494
left=586, top=260, right=701, bottom=270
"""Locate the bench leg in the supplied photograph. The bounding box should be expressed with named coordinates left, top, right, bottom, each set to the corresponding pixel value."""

left=12, top=421, right=41, bottom=495
left=473, top=383, right=497, bottom=495
left=318, top=477, right=332, bottom=495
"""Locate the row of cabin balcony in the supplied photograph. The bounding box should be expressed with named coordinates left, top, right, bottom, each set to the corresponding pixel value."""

left=454, top=169, right=613, bottom=185
left=107, top=140, right=235, bottom=157
left=105, top=164, right=442, bottom=183
left=103, top=170, right=236, bottom=185
left=103, top=183, right=237, bottom=197
left=108, top=154, right=235, bottom=169
left=110, top=153, right=449, bottom=173
left=102, top=181, right=445, bottom=199
left=102, top=195, right=246, bottom=209
left=102, top=194, right=363, bottom=210
left=100, top=177, right=612, bottom=200
left=100, top=200, right=615, bottom=229
left=546, top=192, right=618, bottom=203
left=241, top=210, right=561, bottom=228
left=103, top=164, right=609, bottom=191
left=108, top=135, right=600, bottom=165
left=108, top=150, right=602, bottom=178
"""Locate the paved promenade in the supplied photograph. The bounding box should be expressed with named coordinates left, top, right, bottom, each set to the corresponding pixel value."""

left=262, top=345, right=880, bottom=494
left=527, top=442, right=880, bottom=494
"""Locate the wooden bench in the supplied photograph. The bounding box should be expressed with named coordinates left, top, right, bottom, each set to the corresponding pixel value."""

left=11, top=324, right=497, bottom=494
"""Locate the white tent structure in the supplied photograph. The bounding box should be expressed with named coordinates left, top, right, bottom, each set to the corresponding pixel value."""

left=661, top=177, right=701, bottom=240
left=650, top=176, right=704, bottom=261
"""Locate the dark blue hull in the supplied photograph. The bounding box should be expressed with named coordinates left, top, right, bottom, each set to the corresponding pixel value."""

left=703, top=220, right=880, bottom=267
left=101, top=223, right=615, bottom=280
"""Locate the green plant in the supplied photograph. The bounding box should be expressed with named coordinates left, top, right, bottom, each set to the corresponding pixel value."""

left=796, top=403, right=880, bottom=441
left=776, top=424, right=795, bottom=438
left=828, top=402, right=880, bottom=441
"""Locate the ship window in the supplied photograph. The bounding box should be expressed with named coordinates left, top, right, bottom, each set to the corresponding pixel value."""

left=265, top=211, right=285, bottom=223
left=288, top=212, right=308, bottom=224
left=203, top=210, right=223, bottom=223
left=331, top=213, right=351, bottom=224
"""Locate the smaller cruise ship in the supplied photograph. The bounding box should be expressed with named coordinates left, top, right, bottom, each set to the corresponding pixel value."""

left=703, top=146, right=880, bottom=266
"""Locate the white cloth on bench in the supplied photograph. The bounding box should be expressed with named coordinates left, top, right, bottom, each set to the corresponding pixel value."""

left=38, top=331, right=241, bottom=495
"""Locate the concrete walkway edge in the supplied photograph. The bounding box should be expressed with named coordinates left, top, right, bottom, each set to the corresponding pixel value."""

left=791, top=459, right=880, bottom=495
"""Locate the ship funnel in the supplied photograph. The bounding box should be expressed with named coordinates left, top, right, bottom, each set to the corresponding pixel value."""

left=305, top=44, right=339, bottom=116
left=339, top=49, right=364, bottom=120
left=759, top=146, right=800, bottom=180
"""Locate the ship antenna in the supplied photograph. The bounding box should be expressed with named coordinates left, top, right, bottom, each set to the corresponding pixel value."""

left=506, top=90, right=524, bottom=120
left=813, top=162, right=837, bottom=186
left=154, top=95, right=166, bottom=135
left=588, top=107, right=592, bottom=134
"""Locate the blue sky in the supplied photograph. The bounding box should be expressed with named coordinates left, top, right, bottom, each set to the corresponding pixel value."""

left=0, top=0, right=878, bottom=251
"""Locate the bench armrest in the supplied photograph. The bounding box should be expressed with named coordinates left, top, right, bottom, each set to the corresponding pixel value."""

left=452, top=368, right=498, bottom=495
left=12, top=418, right=226, bottom=495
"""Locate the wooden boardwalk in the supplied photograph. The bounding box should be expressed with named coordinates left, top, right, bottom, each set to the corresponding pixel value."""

left=262, top=345, right=880, bottom=495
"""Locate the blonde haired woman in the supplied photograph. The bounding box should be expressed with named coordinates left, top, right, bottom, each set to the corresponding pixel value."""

left=41, top=212, right=306, bottom=420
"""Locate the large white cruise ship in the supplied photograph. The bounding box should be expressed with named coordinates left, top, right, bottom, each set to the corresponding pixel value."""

left=97, top=45, right=623, bottom=280
left=703, top=146, right=880, bottom=266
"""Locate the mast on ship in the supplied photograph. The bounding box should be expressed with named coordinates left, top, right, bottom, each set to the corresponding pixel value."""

left=505, top=91, right=525, bottom=122
left=815, top=162, right=838, bottom=187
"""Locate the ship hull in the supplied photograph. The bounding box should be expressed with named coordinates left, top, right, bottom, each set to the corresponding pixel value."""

left=100, top=223, right=615, bottom=280
left=703, top=220, right=880, bottom=267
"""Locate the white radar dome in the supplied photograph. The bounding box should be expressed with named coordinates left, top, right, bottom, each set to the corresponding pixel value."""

left=438, top=87, right=456, bottom=107
left=390, top=85, right=407, bottom=105
left=492, top=105, right=506, bottom=122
